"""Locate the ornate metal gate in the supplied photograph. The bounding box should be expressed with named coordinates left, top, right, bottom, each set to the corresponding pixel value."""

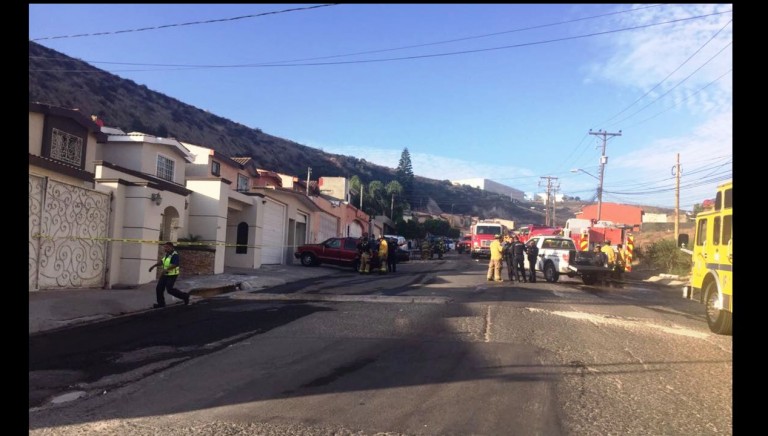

left=29, top=175, right=111, bottom=291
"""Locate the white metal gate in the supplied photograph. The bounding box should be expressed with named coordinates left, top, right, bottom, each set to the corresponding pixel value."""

left=29, top=175, right=110, bottom=290
left=261, top=199, right=286, bottom=264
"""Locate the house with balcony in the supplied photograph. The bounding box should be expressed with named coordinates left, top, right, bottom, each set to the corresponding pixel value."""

left=29, top=103, right=109, bottom=291
left=93, top=130, right=195, bottom=287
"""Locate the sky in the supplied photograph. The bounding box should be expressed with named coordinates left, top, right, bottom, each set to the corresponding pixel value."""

left=28, top=4, right=733, bottom=211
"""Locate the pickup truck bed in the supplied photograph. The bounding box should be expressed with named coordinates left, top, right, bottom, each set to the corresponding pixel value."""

left=567, top=251, right=615, bottom=285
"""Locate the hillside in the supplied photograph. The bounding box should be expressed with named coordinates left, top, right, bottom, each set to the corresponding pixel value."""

left=29, top=41, right=555, bottom=225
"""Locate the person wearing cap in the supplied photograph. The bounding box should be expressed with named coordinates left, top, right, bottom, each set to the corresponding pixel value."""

left=487, top=234, right=505, bottom=282
left=148, top=242, right=190, bottom=308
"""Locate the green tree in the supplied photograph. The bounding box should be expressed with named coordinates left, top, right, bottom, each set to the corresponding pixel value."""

left=367, top=180, right=386, bottom=216
left=396, top=148, right=414, bottom=207
left=385, top=180, right=404, bottom=219
left=423, top=218, right=451, bottom=237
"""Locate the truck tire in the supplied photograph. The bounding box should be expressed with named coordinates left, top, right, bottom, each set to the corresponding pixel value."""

left=581, top=273, right=598, bottom=285
left=300, top=253, right=316, bottom=267
left=544, top=262, right=559, bottom=283
left=704, top=279, right=732, bottom=335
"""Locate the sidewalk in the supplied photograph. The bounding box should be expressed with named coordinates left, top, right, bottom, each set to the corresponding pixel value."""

left=29, top=264, right=340, bottom=335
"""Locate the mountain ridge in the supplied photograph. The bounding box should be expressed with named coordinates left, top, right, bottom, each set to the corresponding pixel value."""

left=29, top=40, right=561, bottom=224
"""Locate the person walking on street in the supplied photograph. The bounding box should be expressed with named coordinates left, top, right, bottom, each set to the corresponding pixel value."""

left=511, top=235, right=527, bottom=282
left=487, top=234, right=505, bottom=282
left=357, top=232, right=372, bottom=274
left=377, top=235, right=389, bottom=274
left=149, top=242, right=190, bottom=308
left=526, top=239, right=539, bottom=283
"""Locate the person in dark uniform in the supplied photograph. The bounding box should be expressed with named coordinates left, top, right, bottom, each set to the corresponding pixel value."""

left=387, top=237, right=398, bottom=272
left=526, top=239, right=539, bottom=283
left=511, top=236, right=527, bottom=283
left=356, top=232, right=372, bottom=274
left=502, top=235, right=514, bottom=281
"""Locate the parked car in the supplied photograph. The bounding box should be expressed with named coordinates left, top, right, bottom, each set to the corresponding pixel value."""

left=294, top=237, right=360, bottom=270
left=457, top=235, right=472, bottom=254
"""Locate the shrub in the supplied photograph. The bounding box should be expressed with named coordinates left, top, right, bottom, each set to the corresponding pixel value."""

left=641, top=238, right=692, bottom=276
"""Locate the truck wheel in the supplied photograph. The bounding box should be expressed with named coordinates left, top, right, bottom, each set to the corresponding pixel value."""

left=544, top=262, right=559, bottom=283
left=582, top=274, right=598, bottom=285
left=704, top=279, right=732, bottom=335
left=300, top=253, right=316, bottom=267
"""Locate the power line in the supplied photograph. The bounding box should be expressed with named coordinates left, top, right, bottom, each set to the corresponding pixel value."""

left=30, top=4, right=340, bottom=41
left=30, top=9, right=731, bottom=73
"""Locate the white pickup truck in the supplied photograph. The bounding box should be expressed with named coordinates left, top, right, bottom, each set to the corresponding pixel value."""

left=523, top=235, right=578, bottom=283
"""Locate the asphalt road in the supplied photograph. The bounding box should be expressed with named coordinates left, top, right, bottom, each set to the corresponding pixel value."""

left=29, top=253, right=733, bottom=435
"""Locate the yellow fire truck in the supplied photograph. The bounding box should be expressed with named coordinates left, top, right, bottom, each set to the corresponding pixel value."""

left=678, top=180, right=732, bottom=335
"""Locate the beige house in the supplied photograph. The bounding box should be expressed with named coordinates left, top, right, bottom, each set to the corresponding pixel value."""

left=182, top=143, right=269, bottom=272
left=94, top=130, right=194, bottom=287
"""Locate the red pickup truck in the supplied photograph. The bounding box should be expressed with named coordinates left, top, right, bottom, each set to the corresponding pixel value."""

left=294, top=237, right=409, bottom=271
left=294, top=237, right=361, bottom=270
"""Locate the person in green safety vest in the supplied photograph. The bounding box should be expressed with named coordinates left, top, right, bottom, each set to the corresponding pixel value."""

left=149, top=242, right=190, bottom=308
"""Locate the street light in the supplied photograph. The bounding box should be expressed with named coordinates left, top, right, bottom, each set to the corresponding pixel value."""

left=571, top=168, right=603, bottom=222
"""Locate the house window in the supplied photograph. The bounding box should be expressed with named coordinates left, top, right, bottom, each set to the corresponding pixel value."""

left=237, top=174, right=249, bottom=191
left=211, top=161, right=221, bottom=176
left=156, top=155, right=175, bottom=182
left=50, top=128, right=83, bottom=166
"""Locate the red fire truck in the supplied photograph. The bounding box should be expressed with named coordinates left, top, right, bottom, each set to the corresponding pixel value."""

left=469, top=221, right=509, bottom=259
left=515, top=224, right=563, bottom=244
left=563, top=218, right=627, bottom=252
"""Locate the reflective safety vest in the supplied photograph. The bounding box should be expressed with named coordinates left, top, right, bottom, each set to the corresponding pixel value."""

left=162, top=251, right=180, bottom=276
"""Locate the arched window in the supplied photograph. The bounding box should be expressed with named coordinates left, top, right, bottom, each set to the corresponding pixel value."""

left=236, top=222, right=249, bottom=254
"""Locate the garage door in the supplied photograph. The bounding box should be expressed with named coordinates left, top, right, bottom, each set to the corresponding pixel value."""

left=262, top=199, right=286, bottom=264
left=348, top=221, right=364, bottom=238
left=317, top=212, right=338, bottom=242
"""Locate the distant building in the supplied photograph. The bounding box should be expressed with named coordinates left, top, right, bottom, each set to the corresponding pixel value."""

left=318, top=176, right=349, bottom=202
left=452, top=178, right=524, bottom=201
left=534, top=192, right=564, bottom=205
left=575, top=202, right=643, bottom=228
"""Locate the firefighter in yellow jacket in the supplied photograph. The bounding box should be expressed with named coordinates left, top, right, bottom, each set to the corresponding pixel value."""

left=487, top=234, right=505, bottom=282
left=377, top=235, right=388, bottom=274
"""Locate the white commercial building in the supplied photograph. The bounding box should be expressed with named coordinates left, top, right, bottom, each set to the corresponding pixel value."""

left=452, top=178, right=525, bottom=202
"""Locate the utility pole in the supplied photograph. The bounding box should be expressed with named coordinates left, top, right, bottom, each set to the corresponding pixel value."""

left=306, top=167, right=312, bottom=196
left=589, top=129, right=622, bottom=222
left=673, top=153, right=682, bottom=238
left=539, top=176, right=558, bottom=226
left=360, top=183, right=364, bottom=210
left=553, top=181, right=560, bottom=227
left=390, top=193, right=395, bottom=218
